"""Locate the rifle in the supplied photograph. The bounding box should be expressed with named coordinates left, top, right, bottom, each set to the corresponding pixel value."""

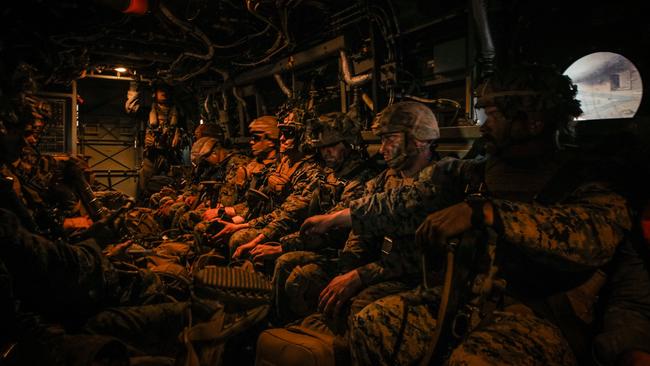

left=61, top=158, right=108, bottom=222
left=244, top=188, right=272, bottom=221
left=198, top=180, right=224, bottom=209
left=416, top=227, right=503, bottom=366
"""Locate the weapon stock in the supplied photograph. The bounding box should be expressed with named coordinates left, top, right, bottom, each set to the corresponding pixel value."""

left=418, top=229, right=497, bottom=366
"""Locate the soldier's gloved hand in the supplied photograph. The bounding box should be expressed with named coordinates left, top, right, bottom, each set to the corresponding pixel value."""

left=416, top=201, right=493, bottom=251
left=318, top=269, right=362, bottom=318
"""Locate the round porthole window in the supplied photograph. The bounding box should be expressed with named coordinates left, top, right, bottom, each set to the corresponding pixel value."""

left=563, top=52, right=643, bottom=120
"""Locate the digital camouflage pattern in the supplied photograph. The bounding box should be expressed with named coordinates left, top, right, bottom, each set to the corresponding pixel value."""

left=238, top=154, right=322, bottom=242
left=350, top=293, right=577, bottom=366
left=270, top=145, right=380, bottom=322
left=371, top=101, right=440, bottom=141
left=346, top=155, right=632, bottom=365
left=280, top=151, right=379, bottom=253
left=154, top=148, right=249, bottom=229
left=341, top=162, right=437, bottom=287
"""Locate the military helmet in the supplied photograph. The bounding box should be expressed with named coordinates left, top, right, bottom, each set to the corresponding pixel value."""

left=151, top=79, right=172, bottom=93
left=311, top=112, right=362, bottom=148
left=277, top=108, right=308, bottom=132
left=191, top=136, right=219, bottom=165
left=372, top=101, right=440, bottom=141
left=249, top=115, right=280, bottom=140
left=475, top=64, right=582, bottom=127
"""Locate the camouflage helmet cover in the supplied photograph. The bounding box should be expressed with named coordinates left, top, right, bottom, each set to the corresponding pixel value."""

left=475, top=64, right=582, bottom=126
left=311, top=112, right=362, bottom=148
left=277, top=108, right=309, bottom=131
left=372, top=101, right=440, bottom=141
left=190, top=136, right=219, bottom=164
left=249, top=115, right=280, bottom=140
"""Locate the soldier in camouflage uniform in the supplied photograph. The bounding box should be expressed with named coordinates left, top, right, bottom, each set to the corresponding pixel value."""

left=298, top=102, right=441, bottom=332
left=211, top=108, right=322, bottom=260
left=155, top=132, right=248, bottom=230
left=192, top=115, right=280, bottom=234
left=304, top=65, right=633, bottom=365
left=248, top=111, right=380, bottom=321
left=148, top=122, right=224, bottom=208
left=0, top=61, right=131, bottom=364
left=125, top=80, right=185, bottom=200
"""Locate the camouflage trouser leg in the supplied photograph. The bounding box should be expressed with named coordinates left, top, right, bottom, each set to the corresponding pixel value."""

left=272, top=251, right=330, bottom=323
left=170, top=203, right=190, bottom=229
left=350, top=291, right=577, bottom=366
left=350, top=293, right=436, bottom=366
left=348, top=281, right=411, bottom=324
left=331, top=281, right=412, bottom=335
left=177, top=207, right=207, bottom=232
left=447, top=308, right=577, bottom=366
left=228, top=228, right=262, bottom=258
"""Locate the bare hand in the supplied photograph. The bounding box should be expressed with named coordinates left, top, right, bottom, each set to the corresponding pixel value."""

left=224, top=206, right=237, bottom=217
left=318, top=270, right=362, bottom=318
left=211, top=220, right=246, bottom=241
left=144, top=132, right=155, bottom=147
left=301, top=213, right=336, bottom=236
left=171, top=129, right=181, bottom=148
left=250, top=244, right=283, bottom=262
left=232, top=240, right=259, bottom=259
left=105, top=240, right=133, bottom=258
left=202, top=205, right=223, bottom=221
left=63, top=216, right=93, bottom=231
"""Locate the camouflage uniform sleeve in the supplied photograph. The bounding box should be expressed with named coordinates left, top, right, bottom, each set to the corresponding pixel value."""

left=1, top=209, right=113, bottom=304
left=217, top=155, right=248, bottom=207
left=349, top=162, right=461, bottom=237
left=339, top=230, right=380, bottom=274
left=328, top=169, right=376, bottom=213
left=249, top=163, right=322, bottom=241
left=349, top=236, right=422, bottom=286
left=492, top=182, right=632, bottom=270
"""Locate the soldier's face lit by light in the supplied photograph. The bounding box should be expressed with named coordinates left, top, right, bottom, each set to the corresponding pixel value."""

left=319, top=142, right=347, bottom=169
left=279, top=129, right=297, bottom=153
left=379, top=132, right=406, bottom=167
left=250, top=132, right=274, bottom=157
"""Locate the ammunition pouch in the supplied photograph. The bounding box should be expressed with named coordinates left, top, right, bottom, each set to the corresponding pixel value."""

left=194, top=265, right=273, bottom=308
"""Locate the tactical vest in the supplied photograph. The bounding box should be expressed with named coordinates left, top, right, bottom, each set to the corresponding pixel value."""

left=476, top=156, right=596, bottom=297
left=147, top=102, right=179, bottom=149
left=461, top=155, right=611, bottom=362
left=312, top=156, right=371, bottom=215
